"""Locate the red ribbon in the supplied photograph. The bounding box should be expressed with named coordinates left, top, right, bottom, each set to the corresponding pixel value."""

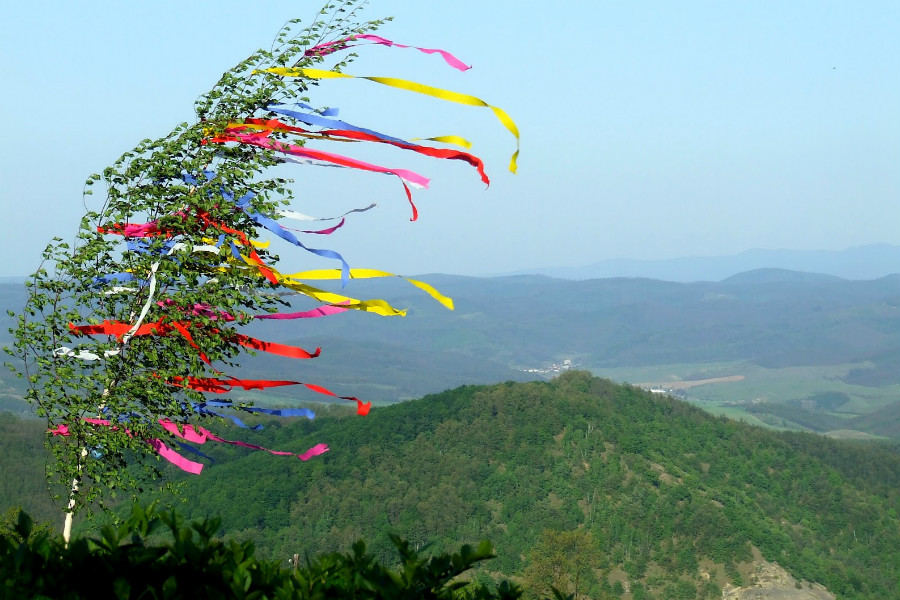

left=169, top=376, right=370, bottom=415
left=69, top=320, right=320, bottom=360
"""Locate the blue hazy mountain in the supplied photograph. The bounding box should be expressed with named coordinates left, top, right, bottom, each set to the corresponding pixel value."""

left=507, top=244, right=900, bottom=282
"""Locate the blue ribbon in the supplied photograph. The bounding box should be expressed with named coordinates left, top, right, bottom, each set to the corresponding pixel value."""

left=268, top=103, right=408, bottom=145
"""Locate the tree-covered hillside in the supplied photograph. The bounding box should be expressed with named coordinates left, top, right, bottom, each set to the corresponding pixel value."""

left=118, top=372, right=900, bottom=599
left=3, top=373, right=898, bottom=597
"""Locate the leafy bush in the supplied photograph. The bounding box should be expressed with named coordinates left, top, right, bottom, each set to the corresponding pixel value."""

left=0, top=503, right=523, bottom=600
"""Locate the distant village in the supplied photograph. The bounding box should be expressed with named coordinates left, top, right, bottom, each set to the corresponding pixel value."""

left=521, top=358, right=577, bottom=375
left=638, top=385, right=688, bottom=400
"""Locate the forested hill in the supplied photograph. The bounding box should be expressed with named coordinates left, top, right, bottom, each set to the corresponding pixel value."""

left=2, top=373, right=898, bottom=597
left=143, top=372, right=899, bottom=599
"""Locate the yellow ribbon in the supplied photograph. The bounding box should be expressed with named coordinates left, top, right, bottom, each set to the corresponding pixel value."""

left=285, top=268, right=453, bottom=310
left=221, top=261, right=409, bottom=317
left=202, top=237, right=270, bottom=249
left=412, top=135, right=473, bottom=149
left=258, top=67, right=519, bottom=173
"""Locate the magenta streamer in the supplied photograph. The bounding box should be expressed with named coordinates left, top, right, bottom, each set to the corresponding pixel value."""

left=159, top=419, right=328, bottom=463
left=150, top=438, right=204, bottom=474
left=305, top=34, right=471, bottom=71
left=254, top=305, right=350, bottom=320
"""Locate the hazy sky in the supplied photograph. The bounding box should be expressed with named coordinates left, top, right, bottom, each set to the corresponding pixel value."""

left=1, top=1, right=897, bottom=278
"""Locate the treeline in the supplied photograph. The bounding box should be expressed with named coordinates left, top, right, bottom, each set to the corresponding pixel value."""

left=2, top=373, right=898, bottom=598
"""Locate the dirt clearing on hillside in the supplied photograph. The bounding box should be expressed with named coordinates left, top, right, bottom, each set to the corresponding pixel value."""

left=638, top=375, right=745, bottom=389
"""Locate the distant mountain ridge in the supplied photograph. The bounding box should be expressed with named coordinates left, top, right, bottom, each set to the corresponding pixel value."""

left=2, top=268, right=897, bottom=419
left=3, top=245, right=898, bottom=283
left=507, top=244, right=900, bottom=282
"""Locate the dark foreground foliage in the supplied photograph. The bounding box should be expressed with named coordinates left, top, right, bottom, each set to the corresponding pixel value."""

left=0, top=503, right=523, bottom=600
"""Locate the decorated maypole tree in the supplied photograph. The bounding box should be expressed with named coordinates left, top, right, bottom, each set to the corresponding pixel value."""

left=7, top=1, right=518, bottom=543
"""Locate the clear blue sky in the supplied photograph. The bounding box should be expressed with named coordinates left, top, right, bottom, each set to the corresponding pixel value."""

left=1, top=1, right=897, bottom=278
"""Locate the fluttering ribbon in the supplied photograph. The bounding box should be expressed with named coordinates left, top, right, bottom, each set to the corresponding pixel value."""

left=280, top=218, right=345, bottom=235
left=205, top=130, right=425, bottom=221
left=69, top=320, right=321, bottom=360
left=223, top=188, right=352, bottom=285
left=233, top=118, right=490, bottom=186
left=254, top=304, right=350, bottom=321
left=219, top=260, right=409, bottom=317
left=256, top=67, right=519, bottom=173
left=201, top=401, right=316, bottom=420
left=267, top=103, right=410, bottom=146
left=305, top=34, right=471, bottom=72
left=168, top=376, right=371, bottom=416
left=97, top=221, right=164, bottom=237
left=275, top=203, right=377, bottom=223
left=159, top=419, right=328, bottom=461
left=412, top=135, right=473, bottom=149
left=49, top=417, right=327, bottom=475
left=192, top=400, right=315, bottom=429
left=149, top=439, right=205, bottom=475
left=286, top=268, right=453, bottom=310
left=175, top=441, right=216, bottom=463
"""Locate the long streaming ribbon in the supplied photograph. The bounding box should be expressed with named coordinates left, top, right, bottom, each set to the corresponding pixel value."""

left=223, top=188, right=352, bottom=285
left=267, top=103, right=410, bottom=145
left=256, top=67, right=519, bottom=173
left=204, top=223, right=452, bottom=316
left=285, top=268, right=453, bottom=310
left=50, top=418, right=326, bottom=475
left=254, top=304, right=350, bottom=321
left=282, top=218, right=345, bottom=235
left=192, top=400, right=315, bottom=429
left=233, top=118, right=490, bottom=186
left=168, top=376, right=371, bottom=416
left=203, top=130, right=430, bottom=190
left=175, top=441, right=216, bottom=463
left=159, top=419, right=328, bottom=460
left=69, top=320, right=321, bottom=360
left=219, top=258, right=410, bottom=317
left=200, top=401, right=316, bottom=420
left=205, top=130, right=426, bottom=221
left=305, top=34, right=471, bottom=71
left=149, top=439, right=205, bottom=475
left=98, top=210, right=278, bottom=285
left=275, top=202, right=377, bottom=222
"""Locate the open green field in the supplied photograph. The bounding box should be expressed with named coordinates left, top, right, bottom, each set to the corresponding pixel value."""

left=589, top=360, right=899, bottom=436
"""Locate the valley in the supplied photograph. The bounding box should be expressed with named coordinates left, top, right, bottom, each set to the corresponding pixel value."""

left=2, top=269, right=898, bottom=439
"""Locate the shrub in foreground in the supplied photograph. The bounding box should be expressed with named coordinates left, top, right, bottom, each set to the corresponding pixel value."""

left=0, top=503, right=523, bottom=600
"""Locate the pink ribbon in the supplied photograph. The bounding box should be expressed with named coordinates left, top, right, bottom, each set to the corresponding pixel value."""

left=217, top=131, right=429, bottom=188
left=159, top=419, right=329, bottom=464
left=47, top=417, right=327, bottom=476
left=305, top=34, right=471, bottom=71
left=150, top=438, right=204, bottom=474
left=207, top=131, right=424, bottom=220
left=254, top=305, right=350, bottom=320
